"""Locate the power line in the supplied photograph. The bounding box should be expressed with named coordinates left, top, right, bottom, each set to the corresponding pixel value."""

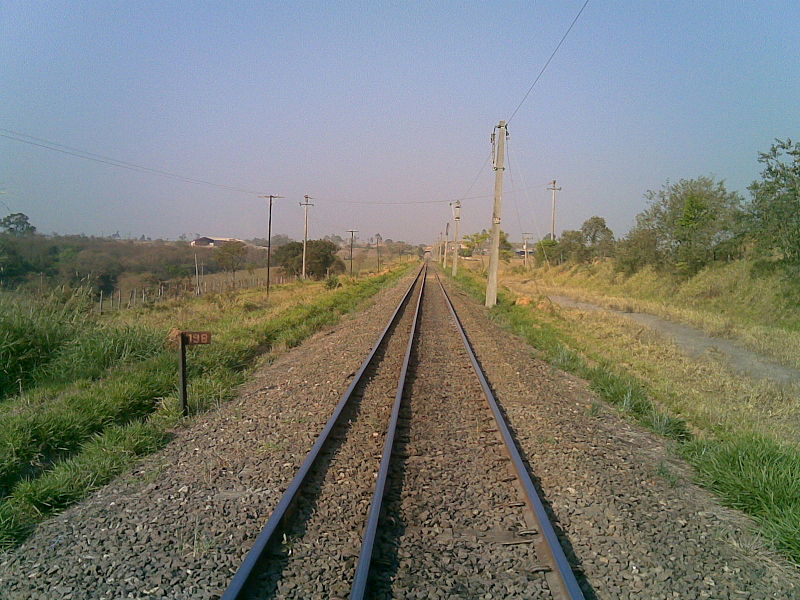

left=507, top=0, right=591, bottom=123
left=0, top=128, right=265, bottom=195
left=315, top=192, right=493, bottom=206
left=505, top=141, right=525, bottom=240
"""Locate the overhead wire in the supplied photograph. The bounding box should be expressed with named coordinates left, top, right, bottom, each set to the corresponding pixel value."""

left=0, top=128, right=265, bottom=195
left=2, top=128, right=503, bottom=207
left=505, top=142, right=552, bottom=268
left=504, top=141, right=525, bottom=240
left=507, top=0, right=591, bottom=123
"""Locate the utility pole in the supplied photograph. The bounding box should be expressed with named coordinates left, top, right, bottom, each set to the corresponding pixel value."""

left=259, top=194, right=284, bottom=296
left=300, top=195, right=314, bottom=279
left=548, top=179, right=562, bottom=241
left=442, top=222, right=450, bottom=268
left=522, top=232, right=532, bottom=270
left=451, top=200, right=461, bottom=277
left=194, top=252, right=200, bottom=295
left=347, top=230, right=358, bottom=277
left=486, top=120, right=508, bottom=307
left=375, top=233, right=382, bottom=271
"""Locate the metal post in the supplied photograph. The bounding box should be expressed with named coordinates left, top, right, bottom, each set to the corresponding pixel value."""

left=300, top=195, right=314, bottom=279
left=259, top=194, right=284, bottom=297
left=179, top=333, right=188, bottom=417
left=486, top=120, right=507, bottom=307
left=98, top=290, right=104, bottom=315
left=451, top=200, right=461, bottom=277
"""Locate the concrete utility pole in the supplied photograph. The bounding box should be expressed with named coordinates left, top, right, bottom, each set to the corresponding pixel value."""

left=347, top=230, right=358, bottom=277
left=375, top=233, right=382, bottom=271
left=259, top=194, right=284, bottom=296
left=486, top=120, right=508, bottom=307
left=442, top=222, right=450, bottom=268
left=522, top=232, right=532, bottom=270
left=451, top=200, right=461, bottom=277
left=548, top=179, right=562, bottom=241
left=300, top=195, right=314, bottom=279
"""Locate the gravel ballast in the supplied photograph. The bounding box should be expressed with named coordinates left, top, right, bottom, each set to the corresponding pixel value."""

left=247, top=273, right=424, bottom=599
left=369, top=272, right=551, bottom=599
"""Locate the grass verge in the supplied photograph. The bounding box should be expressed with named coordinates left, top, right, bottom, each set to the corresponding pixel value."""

left=0, top=264, right=413, bottom=549
left=450, top=268, right=800, bottom=566
left=506, top=260, right=800, bottom=370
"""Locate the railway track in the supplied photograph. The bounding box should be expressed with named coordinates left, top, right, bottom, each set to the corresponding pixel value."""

left=222, top=263, right=585, bottom=599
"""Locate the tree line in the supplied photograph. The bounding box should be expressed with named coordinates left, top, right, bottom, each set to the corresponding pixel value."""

left=459, top=139, right=799, bottom=279
left=0, top=217, right=419, bottom=294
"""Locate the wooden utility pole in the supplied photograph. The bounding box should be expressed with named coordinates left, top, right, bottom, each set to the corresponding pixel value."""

left=300, top=195, right=314, bottom=279
left=347, top=230, right=358, bottom=277
left=486, top=120, right=507, bottom=307
left=522, top=232, right=532, bottom=269
left=548, top=179, right=562, bottom=241
left=451, top=200, right=461, bottom=277
left=259, top=194, right=284, bottom=296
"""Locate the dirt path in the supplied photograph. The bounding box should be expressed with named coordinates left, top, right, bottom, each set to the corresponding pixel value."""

left=540, top=291, right=800, bottom=385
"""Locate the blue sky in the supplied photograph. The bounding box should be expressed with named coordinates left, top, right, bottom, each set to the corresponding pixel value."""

left=2, top=1, right=798, bottom=244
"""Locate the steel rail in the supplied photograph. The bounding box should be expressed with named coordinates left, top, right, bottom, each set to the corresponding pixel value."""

left=435, top=273, right=586, bottom=600
left=221, top=263, right=426, bottom=600
left=349, top=263, right=426, bottom=598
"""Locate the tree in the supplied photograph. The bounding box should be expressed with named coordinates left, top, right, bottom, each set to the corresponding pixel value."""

left=558, top=230, right=588, bottom=263
left=747, top=139, right=800, bottom=263
left=615, top=228, right=660, bottom=275
left=580, top=216, right=615, bottom=259
left=214, top=241, right=247, bottom=283
left=534, top=239, right=559, bottom=265
left=624, top=177, right=742, bottom=275
left=462, top=231, right=490, bottom=257
left=0, top=213, right=36, bottom=236
left=274, top=239, right=344, bottom=278
left=323, top=234, right=344, bottom=246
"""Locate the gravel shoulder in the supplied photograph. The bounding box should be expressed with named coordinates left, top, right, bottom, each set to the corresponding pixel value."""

left=0, top=270, right=419, bottom=600
left=441, top=273, right=800, bottom=600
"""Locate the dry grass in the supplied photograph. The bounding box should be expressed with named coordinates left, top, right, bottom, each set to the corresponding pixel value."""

left=495, top=260, right=800, bottom=370
left=532, top=301, right=800, bottom=447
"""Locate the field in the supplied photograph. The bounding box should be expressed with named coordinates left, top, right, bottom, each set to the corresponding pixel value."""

left=0, top=263, right=414, bottom=549
left=449, top=264, right=800, bottom=565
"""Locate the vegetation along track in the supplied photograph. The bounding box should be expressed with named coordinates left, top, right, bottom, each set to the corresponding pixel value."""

left=223, top=263, right=584, bottom=599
